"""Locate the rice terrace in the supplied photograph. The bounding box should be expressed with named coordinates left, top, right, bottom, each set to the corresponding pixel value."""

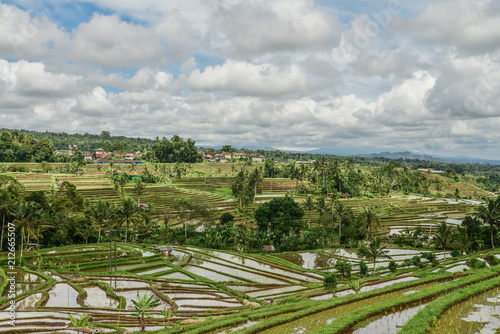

left=1, top=132, right=500, bottom=334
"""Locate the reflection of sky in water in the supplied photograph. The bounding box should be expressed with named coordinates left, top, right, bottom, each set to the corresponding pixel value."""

left=459, top=292, right=500, bottom=334
left=353, top=304, right=427, bottom=334
left=45, top=283, right=80, bottom=308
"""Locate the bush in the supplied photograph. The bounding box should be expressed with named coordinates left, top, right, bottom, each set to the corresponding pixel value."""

left=469, top=258, right=485, bottom=269
left=7, top=164, right=29, bottom=172
left=388, top=260, right=398, bottom=272
left=421, top=252, right=436, bottom=262
left=359, top=261, right=368, bottom=277
left=412, top=256, right=421, bottom=267
left=450, top=250, right=460, bottom=257
left=323, top=273, right=338, bottom=293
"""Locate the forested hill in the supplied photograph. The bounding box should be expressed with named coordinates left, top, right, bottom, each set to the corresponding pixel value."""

left=1, top=129, right=156, bottom=152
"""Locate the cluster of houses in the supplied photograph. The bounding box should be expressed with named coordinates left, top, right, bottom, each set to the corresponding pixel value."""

left=55, top=145, right=143, bottom=164
left=201, top=151, right=266, bottom=163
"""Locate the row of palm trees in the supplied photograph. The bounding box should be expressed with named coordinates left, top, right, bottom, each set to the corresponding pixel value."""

left=0, top=183, right=153, bottom=256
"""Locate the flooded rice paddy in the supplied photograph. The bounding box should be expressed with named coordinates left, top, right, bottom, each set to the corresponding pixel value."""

left=429, top=287, right=500, bottom=334
left=1, top=238, right=496, bottom=333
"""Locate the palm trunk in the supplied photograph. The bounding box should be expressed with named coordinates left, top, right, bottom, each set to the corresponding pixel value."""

left=125, top=220, right=128, bottom=243
left=491, top=223, right=495, bottom=249
left=0, top=214, right=5, bottom=252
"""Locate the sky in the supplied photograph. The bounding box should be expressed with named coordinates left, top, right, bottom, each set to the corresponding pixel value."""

left=0, top=0, right=499, bottom=159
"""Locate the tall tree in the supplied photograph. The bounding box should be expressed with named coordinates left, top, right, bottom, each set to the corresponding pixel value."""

left=475, top=198, right=500, bottom=248
left=90, top=200, right=116, bottom=243
left=117, top=197, right=140, bottom=243
left=433, top=222, right=454, bottom=260
left=133, top=179, right=148, bottom=205
left=303, top=196, right=315, bottom=229
left=0, top=189, right=13, bottom=251
left=365, top=237, right=392, bottom=268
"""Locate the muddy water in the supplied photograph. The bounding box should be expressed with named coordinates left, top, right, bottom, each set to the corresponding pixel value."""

left=429, top=287, right=500, bottom=334
left=259, top=281, right=438, bottom=334
left=84, top=286, right=119, bottom=308
left=45, top=283, right=80, bottom=308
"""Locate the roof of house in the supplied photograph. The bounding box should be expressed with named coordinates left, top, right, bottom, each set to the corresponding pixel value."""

left=262, top=245, right=275, bottom=251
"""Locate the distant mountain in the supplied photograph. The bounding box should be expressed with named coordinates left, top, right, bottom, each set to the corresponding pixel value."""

left=357, top=151, right=444, bottom=161
left=355, top=151, right=500, bottom=165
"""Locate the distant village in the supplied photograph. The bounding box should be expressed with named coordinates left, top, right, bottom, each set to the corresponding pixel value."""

left=54, top=145, right=268, bottom=164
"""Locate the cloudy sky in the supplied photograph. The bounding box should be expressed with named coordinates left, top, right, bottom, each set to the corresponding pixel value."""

left=1, top=0, right=499, bottom=158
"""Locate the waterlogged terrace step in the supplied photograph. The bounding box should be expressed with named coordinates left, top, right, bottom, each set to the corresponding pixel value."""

left=182, top=247, right=320, bottom=283
left=349, top=303, right=427, bottom=334
left=45, top=283, right=81, bottom=308
left=187, top=257, right=292, bottom=285
left=311, top=276, right=421, bottom=300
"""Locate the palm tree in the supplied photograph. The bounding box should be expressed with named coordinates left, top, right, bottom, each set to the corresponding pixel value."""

left=13, top=201, right=40, bottom=259
left=228, top=224, right=256, bottom=251
left=433, top=222, right=454, bottom=260
left=335, top=202, right=348, bottom=243
left=475, top=199, right=500, bottom=249
left=361, top=207, right=380, bottom=238
left=0, top=189, right=13, bottom=251
left=303, top=196, right=315, bottom=229
left=133, top=179, right=148, bottom=205
left=365, top=237, right=392, bottom=268
left=118, top=197, right=139, bottom=243
left=232, top=168, right=247, bottom=208
left=131, top=291, right=161, bottom=332
left=454, top=226, right=472, bottom=256
left=248, top=167, right=263, bottom=202
left=90, top=200, right=115, bottom=243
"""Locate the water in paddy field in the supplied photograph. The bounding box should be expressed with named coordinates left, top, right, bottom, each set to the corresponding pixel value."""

left=83, top=286, right=119, bottom=308
left=311, top=276, right=420, bottom=300
left=45, top=283, right=81, bottom=308
left=349, top=304, right=427, bottom=334
left=430, top=287, right=500, bottom=334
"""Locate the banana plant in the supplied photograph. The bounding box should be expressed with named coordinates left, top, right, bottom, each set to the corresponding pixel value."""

left=131, top=291, right=161, bottom=331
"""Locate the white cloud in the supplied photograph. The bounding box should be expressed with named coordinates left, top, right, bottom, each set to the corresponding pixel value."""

left=71, top=14, right=163, bottom=67
left=0, top=3, right=67, bottom=59
left=393, top=0, right=500, bottom=54
left=213, top=0, right=341, bottom=56
left=188, top=60, right=307, bottom=96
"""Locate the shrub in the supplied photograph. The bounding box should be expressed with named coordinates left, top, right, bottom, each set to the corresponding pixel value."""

left=359, top=261, right=369, bottom=277
left=323, top=273, right=338, bottom=294
left=421, top=252, right=436, bottom=262
left=7, top=164, right=29, bottom=172
left=388, top=260, right=398, bottom=272
left=469, top=258, right=485, bottom=269
left=450, top=250, right=460, bottom=257
left=412, top=256, right=421, bottom=267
